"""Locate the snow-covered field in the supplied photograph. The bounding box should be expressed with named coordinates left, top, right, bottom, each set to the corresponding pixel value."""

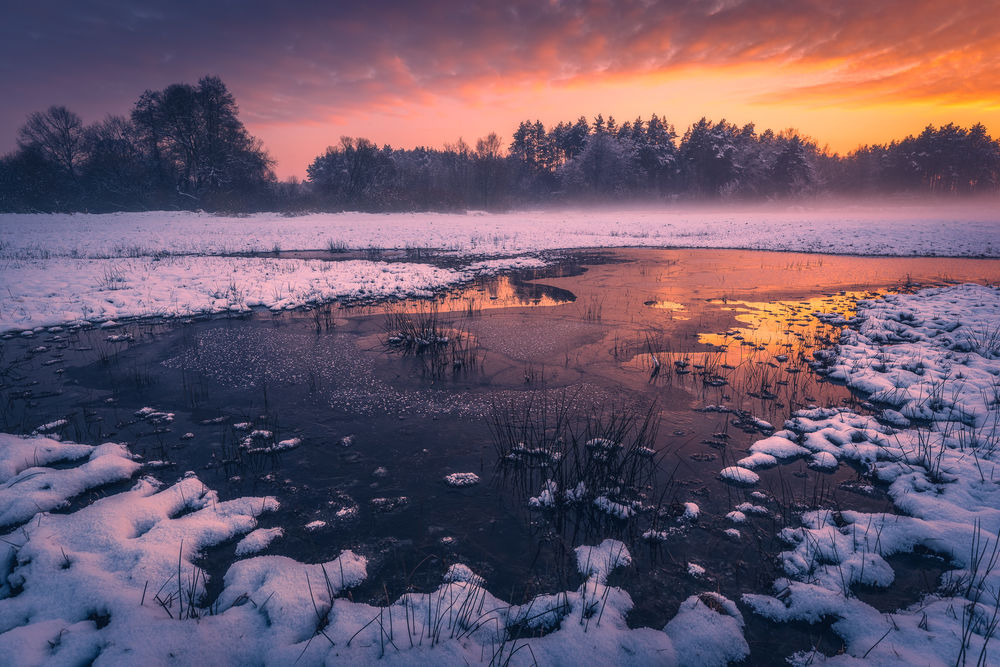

left=2, top=203, right=1000, bottom=259
left=718, top=284, right=1000, bottom=665
left=1, top=256, right=465, bottom=332
left=0, top=255, right=547, bottom=333
left=2, top=203, right=998, bottom=334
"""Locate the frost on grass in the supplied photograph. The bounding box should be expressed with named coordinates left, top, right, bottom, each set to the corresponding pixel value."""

left=733, top=503, right=769, bottom=517
left=32, top=419, right=69, bottom=435
left=593, top=495, right=638, bottom=519
left=462, top=256, right=547, bottom=273
left=442, top=563, right=485, bottom=587
left=743, top=284, right=1000, bottom=665
left=0, top=452, right=751, bottom=665
left=528, top=478, right=558, bottom=507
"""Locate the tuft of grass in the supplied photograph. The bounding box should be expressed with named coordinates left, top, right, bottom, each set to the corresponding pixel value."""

left=97, top=264, right=128, bottom=290
left=325, top=238, right=349, bottom=253
left=490, top=389, right=664, bottom=527
left=381, top=303, right=484, bottom=380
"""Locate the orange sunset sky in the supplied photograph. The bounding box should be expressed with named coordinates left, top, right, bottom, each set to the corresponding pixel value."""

left=2, top=1, right=999, bottom=179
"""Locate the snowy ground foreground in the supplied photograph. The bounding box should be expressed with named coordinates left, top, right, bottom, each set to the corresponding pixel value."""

left=729, top=284, right=1000, bottom=665
left=0, top=255, right=545, bottom=333
left=0, top=438, right=749, bottom=666
left=2, top=204, right=1000, bottom=259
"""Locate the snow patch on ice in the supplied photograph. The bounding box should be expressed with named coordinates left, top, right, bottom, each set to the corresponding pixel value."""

left=443, top=472, right=480, bottom=487
left=234, top=527, right=284, bottom=556
left=719, top=466, right=759, bottom=485
left=575, top=539, right=632, bottom=584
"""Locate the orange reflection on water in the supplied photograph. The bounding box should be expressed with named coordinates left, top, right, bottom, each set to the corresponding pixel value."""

left=698, top=292, right=875, bottom=361
left=646, top=300, right=686, bottom=311
left=365, top=275, right=571, bottom=316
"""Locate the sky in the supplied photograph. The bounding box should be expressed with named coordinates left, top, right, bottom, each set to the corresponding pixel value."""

left=1, top=0, right=998, bottom=179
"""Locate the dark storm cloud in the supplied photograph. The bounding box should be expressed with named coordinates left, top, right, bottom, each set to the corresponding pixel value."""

left=1, top=1, right=996, bottom=142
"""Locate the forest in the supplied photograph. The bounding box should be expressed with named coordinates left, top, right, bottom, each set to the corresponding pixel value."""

left=2, top=76, right=998, bottom=213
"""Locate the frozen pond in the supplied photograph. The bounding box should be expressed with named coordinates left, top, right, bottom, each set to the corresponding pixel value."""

left=3, top=247, right=1000, bottom=663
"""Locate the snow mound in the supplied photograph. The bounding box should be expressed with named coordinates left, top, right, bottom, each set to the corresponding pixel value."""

left=443, top=472, right=480, bottom=487
left=748, top=435, right=810, bottom=459
left=736, top=452, right=778, bottom=469
left=0, top=433, right=93, bottom=482
left=664, top=593, right=750, bottom=667
left=442, top=563, right=485, bottom=587
left=234, top=527, right=284, bottom=556
left=681, top=502, right=700, bottom=521
left=0, top=441, right=140, bottom=528
left=575, top=539, right=632, bottom=584
left=719, top=466, right=759, bottom=485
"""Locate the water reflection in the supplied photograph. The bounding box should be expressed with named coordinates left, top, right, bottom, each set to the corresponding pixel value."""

left=698, top=293, right=874, bottom=353
left=347, top=275, right=575, bottom=317
left=3, top=247, right=1000, bottom=661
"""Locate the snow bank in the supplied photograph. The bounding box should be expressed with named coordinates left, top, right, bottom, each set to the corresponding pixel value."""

left=0, top=436, right=751, bottom=665
left=819, top=283, right=1000, bottom=429
left=0, top=256, right=471, bottom=332
left=741, top=284, right=1000, bottom=665
left=0, top=433, right=92, bottom=482
left=0, top=442, right=140, bottom=528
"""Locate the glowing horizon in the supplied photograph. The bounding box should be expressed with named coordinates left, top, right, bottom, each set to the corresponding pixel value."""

left=2, top=1, right=998, bottom=179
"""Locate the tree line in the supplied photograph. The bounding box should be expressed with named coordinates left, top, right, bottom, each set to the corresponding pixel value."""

left=2, top=76, right=998, bottom=213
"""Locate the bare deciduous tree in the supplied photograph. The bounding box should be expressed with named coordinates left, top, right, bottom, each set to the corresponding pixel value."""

left=17, top=106, right=85, bottom=177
